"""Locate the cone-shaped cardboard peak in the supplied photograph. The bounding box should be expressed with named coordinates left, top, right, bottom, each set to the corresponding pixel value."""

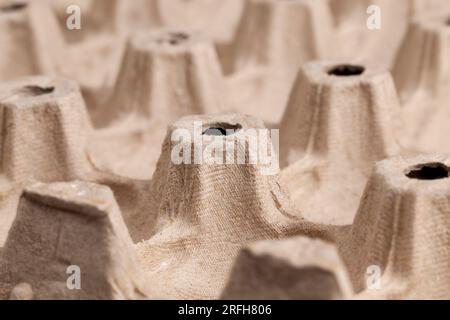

left=2, top=181, right=150, bottom=299
left=0, top=76, right=92, bottom=183
left=281, top=60, right=399, bottom=170
left=129, top=113, right=282, bottom=241
left=279, top=60, right=401, bottom=225
left=228, top=0, right=333, bottom=72
left=0, top=0, right=64, bottom=81
left=222, top=236, right=353, bottom=299
left=96, top=29, right=225, bottom=128
left=134, top=113, right=316, bottom=299
left=393, top=11, right=450, bottom=102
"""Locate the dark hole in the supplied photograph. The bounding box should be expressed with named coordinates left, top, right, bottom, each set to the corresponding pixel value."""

left=202, top=123, right=242, bottom=136
left=15, top=86, right=55, bottom=98
left=328, top=64, right=365, bottom=77
left=0, top=3, right=28, bottom=12
left=446, top=17, right=450, bottom=26
left=405, top=162, right=449, bottom=180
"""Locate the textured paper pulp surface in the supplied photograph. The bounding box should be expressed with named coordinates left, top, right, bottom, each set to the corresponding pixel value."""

left=0, top=0, right=449, bottom=300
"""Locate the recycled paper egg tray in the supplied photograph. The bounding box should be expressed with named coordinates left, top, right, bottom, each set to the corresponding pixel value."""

left=0, top=0, right=449, bottom=300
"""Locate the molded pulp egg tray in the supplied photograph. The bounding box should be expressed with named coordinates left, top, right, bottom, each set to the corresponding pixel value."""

left=0, top=0, right=449, bottom=300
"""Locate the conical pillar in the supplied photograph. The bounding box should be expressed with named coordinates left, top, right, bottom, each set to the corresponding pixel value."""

left=392, top=11, right=450, bottom=154
left=329, top=0, right=410, bottom=67
left=133, top=113, right=323, bottom=299
left=281, top=61, right=399, bottom=169
left=0, top=0, right=64, bottom=80
left=227, top=0, right=333, bottom=73
left=393, top=12, right=450, bottom=103
left=279, top=61, right=400, bottom=225
left=339, top=155, right=450, bottom=299
left=95, top=29, right=225, bottom=128
left=221, top=236, right=353, bottom=299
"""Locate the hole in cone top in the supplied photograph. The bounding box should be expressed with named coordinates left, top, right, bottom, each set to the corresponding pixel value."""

left=405, top=162, right=449, bottom=180
left=157, top=32, right=190, bottom=46
left=169, top=32, right=189, bottom=45
left=15, top=86, right=55, bottom=98
left=446, top=17, right=450, bottom=26
left=202, top=123, right=243, bottom=136
left=0, top=2, right=27, bottom=12
left=328, top=64, right=365, bottom=77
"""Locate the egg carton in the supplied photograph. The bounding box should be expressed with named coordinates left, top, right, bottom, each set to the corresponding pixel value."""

left=0, top=0, right=449, bottom=300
